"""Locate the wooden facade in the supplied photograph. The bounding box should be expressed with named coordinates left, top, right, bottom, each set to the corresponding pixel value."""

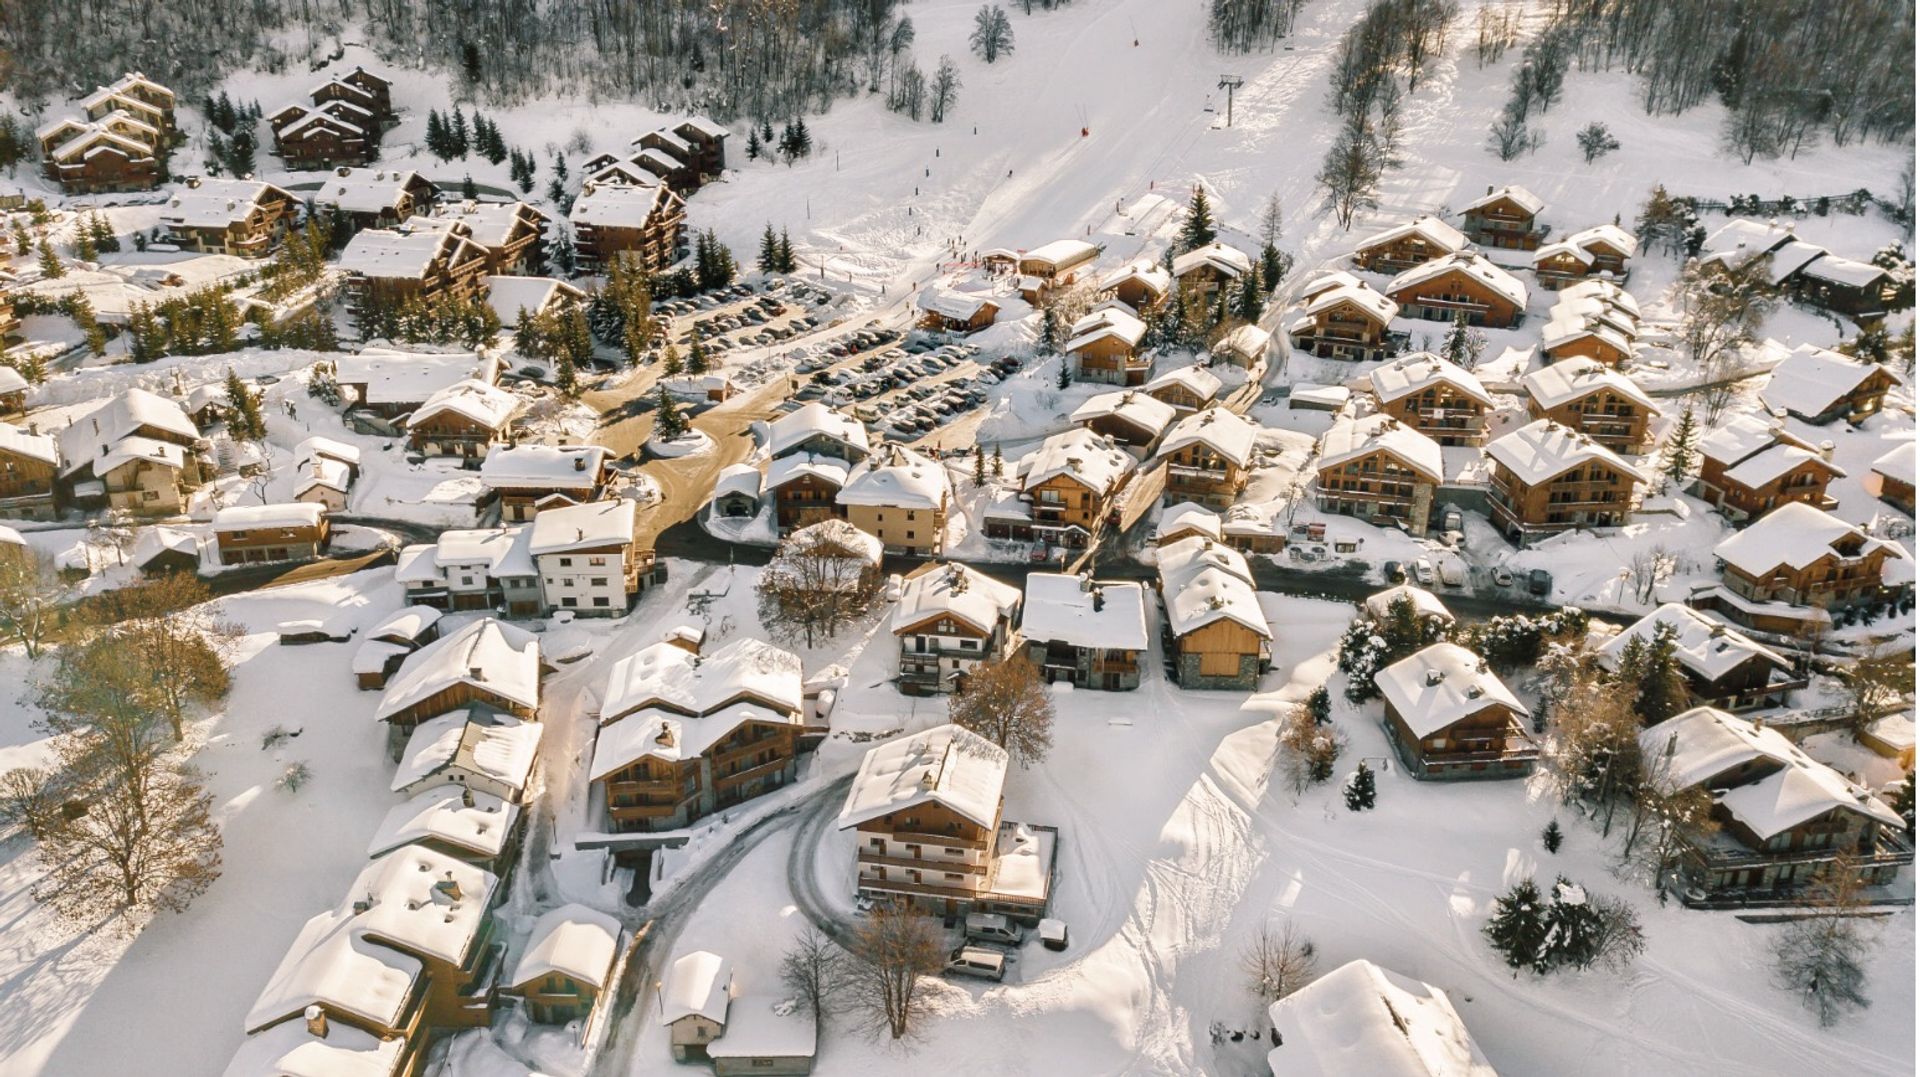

left=1025, top=473, right=1112, bottom=548
left=1697, top=450, right=1840, bottom=522
left=1069, top=332, right=1150, bottom=387
left=214, top=517, right=330, bottom=565
left=1527, top=386, right=1654, bottom=453
left=1315, top=447, right=1439, bottom=536
left=1388, top=265, right=1525, bottom=329
left=407, top=410, right=510, bottom=459
left=571, top=183, right=687, bottom=274
left=1720, top=536, right=1904, bottom=611
left=1161, top=439, right=1248, bottom=508
left=0, top=444, right=58, bottom=519
left=770, top=472, right=844, bottom=534
left=381, top=681, right=536, bottom=734
left=1169, top=616, right=1268, bottom=690
left=1376, top=383, right=1490, bottom=447
left=1288, top=293, right=1396, bottom=362
left=1384, top=697, right=1536, bottom=780
left=599, top=720, right=799, bottom=833
left=163, top=182, right=299, bottom=258
left=852, top=799, right=999, bottom=912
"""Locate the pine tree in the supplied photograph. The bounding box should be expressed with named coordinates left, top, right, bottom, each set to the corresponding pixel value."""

left=776, top=229, right=796, bottom=273
left=75, top=221, right=97, bottom=262
left=973, top=444, right=986, bottom=486
left=687, top=331, right=710, bottom=375
left=662, top=341, right=683, bottom=376
left=71, top=293, right=106, bottom=357
left=555, top=352, right=579, bottom=397
left=552, top=153, right=568, bottom=182
left=1235, top=267, right=1265, bottom=322
left=1039, top=304, right=1061, bottom=354
left=224, top=366, right=267, bottom=439
left=229, top=128, right=256, bottom=176
left=991, top=445, right=1004, bottom=479
left=1180, top=186, right=1218, bottom=251
left=451, top=108, right=470, bottom=157
left=12, top=220, right=30, bottom=255
left=1306, top=686, right=1332, bottom=724
left=461, top=174, right=479, bottom=200
left=36, top=239, right=63, bottom=279
left=1483, top=879, right=1550, bottom=973
left=1542, top=818, right=1564, bottom=853
left=1057, top=353, right=1073, bottom=389
left=1660, top=407, right=1700, bottom=487
left=654, top=385, right=689, bottom=440
left=1343, top=762, right=1377, bottom=811
left=758, top=224, right=779, bottom=273
left=746, top=128, right=763, bottom=161
left=1442, top=312, right=1472, bottom=366
left=550, top=232, right=576, bottom=276
left=760, top=119, right=776, bottom=145
left=426, top=110, right=449, bottom=160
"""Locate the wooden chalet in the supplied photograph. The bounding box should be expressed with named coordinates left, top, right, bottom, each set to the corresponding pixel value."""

left=1375, top=642, right=1535, bottom=780
left=406, top=379, right=519, bottom=459
left=1286, top=271, right=1401, bottom=362
left=1071, top=388, right=1176, bottom=449
left=1600, top=605, right=1804, bottom=712
left=507, top=904, right=621, bottom=1028
left=1791, top=254, right=1901, bottom=317
left=1021, top=573, right=1149, bottom=691
left=1695, top=413, right=1844, bottom=522
left=270, top=101, right=379, bottom=170
left=915, top=288, right=999, bottom=333
left=434, top=200, right=549, bottom=274
left=36, top=116, right=161, bottom=194
left=1096, top=259, right=1172, bottom=313
left=672, top=118, right=730, bottom=178
left=1157, top=536, right=1270, bottom=690
left=54, top=388, right=208, bottom=516
left=211, top=503, right=330, bottom=566
left=1485, top=419, right=1643, bottom=544
left=1171, top=242, right=1253, bottom=297
left=1351, top=215, right=1468, bottom=273
left=1714, top=502, right=1913, bottom=612
left=890, top=561, right=1022, bottom=695
left=0, top=423, right=60, bottom=520
left=1385, top=253, right=1528, bottom=329
left=1014, top=428, right=1137, bottom=549
left=80, top=73, right=178, bottom=140
left=766, top=452, right=850, bottom=534
left=570, top=180, right=687, bottom=274
left=1521, top=358, right=1657, bottom=453
left=1869, top=445, right=1914, bottom=515
left=1065, top=306, right=1150, bottom=386
left=159, top=178, right=299, bottom=257
left=375, top=619, right=540, bottom=746
left=1459, top=185, right=1546, bottom=250
left=479, top=443, right=611, bottom=522
left=310, top=168, right=439, bottom=231
left=312, top=68, right=397, bottom=127
left=1016, top=239, right=1099, bottom=303
left=1367, top=353, right=1495, bottom=447
left=1532, top=224, right=1637, bottom=289
left=1158, top=405, right=1259, bottom=508
left=1314, top=414, right=1444, bottom=537
left=1759, top=344, right=1901, bottom=426
left=339, top=221, right=490, bottom=314
left=1142, top=364, right=1222, bottom=414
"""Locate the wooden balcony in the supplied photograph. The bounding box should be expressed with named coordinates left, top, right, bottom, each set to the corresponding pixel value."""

left=713, top=753, right=789, bottom=789
left=865, top=827, right=990, bottom=850
left=858, top=852, right=987, bottom=874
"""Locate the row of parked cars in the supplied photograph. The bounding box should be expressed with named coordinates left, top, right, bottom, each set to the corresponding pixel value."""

left=945, top=912, right=1069, bottom=983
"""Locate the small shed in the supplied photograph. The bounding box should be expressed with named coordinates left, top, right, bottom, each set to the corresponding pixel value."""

left=709, top=996, right=817, bottom=1076
left=662, top=950, right=733, bottom=1062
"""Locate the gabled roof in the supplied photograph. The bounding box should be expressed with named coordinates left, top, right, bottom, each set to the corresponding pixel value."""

left=1096, top=259, right=1173, bottom=301
left=1215, top=323, right=1273, bottom=362
left=838, top=723, right=1009, bottom=832
left=1368, top=353, right=1494, bottom=408
left=1522, top=357, right=1654, bottom=411
left=365, top=786, right=519, bottom=860
left=1715, top=501, right=1909, bottom=577
left=1155, top=502, right=1223, bottom=543
left=1145, top=364, right=1223, bottom=403
left=1020, top=427, right=1137, bottom=493
left=1798, top=254, right=1891, bottom=289
left=375, top=619, right=541, bottom=723
left=1071, top=389, right=1178, bottom=439
left=1698, top=412, right=1789, bottom=468
left=786, top=517, right=884, bottom=567
left=333, top=349, right=495, bottom=407
left=391, top=708, right=542, bottom=795
left=410, top=379, right=519, bottom=432
left=1021, top=573, right=1150, bottom=651
left=713, top=462, right=763, bottom=500
left=591, top=699, right=801, bottom=776
left=212, top=502, right=327, bottom=532
left=1722, top=443, right=1843, bottom=490
left=1318, top=414, right=1443, bottom=485
left=1700, top=218, right=1799, bottom=270
left=0, top=422, right=58, bottom=466
left=485, top=276, right=585, bottom=326
left=528, top=498, right=636, bottom=556
left=1172, top=241, right=1253, bottom=280
left=1463, top=184, right=1544, bottom=216
left=1020, top=239, right=1099, bottom=271
left=916, top=287, right=999, bottom=322
left=56, top=388, right=199, bottom=479
left=1387, top=253, right=1528, bottom=310
left=1354, top=215, right=1470, bottom=258
left=245, top=908, right=422, bottom=1034
left=769, top=401, right=869, bottom=459
left=311, top=169, right=433, bottom=215
left=1158, top=406, right=1259, bottom=468
left=221, top=1016, right=405, bottom=1077
left=1374, top=642, right=1525, bottom=739
left=1719, top=755, right=1904, bottom=841
left=1266, top=959, right=1496, bottom=1077
left=1760, top=344, right=1899, bottom=419
left=338, top=226, right=485, bottom=280
left=1638, top=706, right=1798, bottom=793
left=480, top=443, right=609, bottom=492
left=161, top=179, right=295, bottom=229
left=1560, top=223, right=1637, bottom=259
left=1064, top=306, right=1147, bottom=353
left=368, top=605, right=442, bottom=645
left=765, top=451, right=850, bottom=492
left=1597, top=604, right=1791, bottom=682
left=346, top=846, right=499, bottom=966
left=1871, top=443, right=1915, bottom=486
left=838, top=444, right=949, bottom=509
left=432, top=199, right=548, bottom=248
left=1158, top=537, right=1268, bottom=639
left=510, top=903, right=621, bottom=991
left=891, top=561, right=1022, bottom=636
left=569, top=181, right=681, bottom=227
left=1297, top=274, right=1399, bottom=324
left=1483, top=419, right=1639, bottom=486
left=1541, top=313, right=1634, bottom=361
left=1364, top=583, right=1453, bottom=625
left=601, top=636, right=803, bottom=723
left=660, top=952, right=733, bottom=1026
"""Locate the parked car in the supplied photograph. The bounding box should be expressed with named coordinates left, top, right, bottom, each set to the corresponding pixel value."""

left=1382, top=560, right=1405, bottom=583
left=965, top=913, right=1023, bottom=946
left=1438, top=559, right=1466, bottom=588
left=945, top=946, right=1007, bottom=982
left=1491, top=567, right=1514, bottom=588
left=1527, top=569, right=1553, bottom=596
left=1412, top=558, right=1436, bottom=585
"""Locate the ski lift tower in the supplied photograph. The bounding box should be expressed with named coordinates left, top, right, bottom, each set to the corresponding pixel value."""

left=1217, top=74, right=1244, bottom=127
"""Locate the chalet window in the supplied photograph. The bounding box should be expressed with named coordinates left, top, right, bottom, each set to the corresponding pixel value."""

left=868, top=837, right=885, bottom=851
left=593, top=597, right=610, bottom=607
left=591, top=577, right=608, bottom=587
left=559, top=557, right=573, bottom=567
left=946, top=847, right=963, bottom=855
left=958, top=639, right=977, bottom=650
left=945, top=872, right=962, bottom=881
left=589, top=556, right=608, bottom=566
left=563, top=597, right=577, bottom=607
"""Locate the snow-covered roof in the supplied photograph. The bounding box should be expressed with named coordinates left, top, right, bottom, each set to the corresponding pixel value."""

left=161, top=179, right=293, bottom=229
left=765, top=451, right=850, bottom=492
left=368, top=605, right=441, bottom=646
left=481, top=443, right=608, bottom=491
left=1522, top=357, right=1654, bottom=411
left=95, top=435, right=186, bottom=478
left=601, top=636, right=803, bottom=723
left=311, top=169, right=432, bottom=215
left=365, top=786, right=520, bottom=860
left=375, top=618, right=541, bottom=723
left=1532, top=239, right=1594, bottom=268
left=1064, top=306, right=1147, bottom=353
left=131, top=525, right=198, bottom=567
left=1266, top=959, right=1496, bottom=1077
left=510, top=903, right=621, bottom=991
left=1700, top=218, right=1798, bottom=268
left=1722, top=443, right=1841, bottom=490
left=1463, top=184, right=1544, bottom=217
left=1020, top=239, right=1099, bottom=271
left=1638, top=706, right=1799, bottom=793
left=1720, top=760, right=1905, bottom=841
left=1871, top=443, right=1915, bottom=486
left=1364, top=584, right=1454, bottom=625
left=1559, top=223, right=1636, bottom=259
left=838, top=723, right=1009, bottom=832
left=528, top=498, right=636, bottom=556
left=346, top=846, right=499, bottom=966
left=713, top=462, right=762, bottom=500
left=1559, top=278, right=1640, bottom=317
left=1541, top=314, right=1634, bottom=361
left=1172, top=241, right=1253, bottom=280
left=1760, top=344, right=1897, bottom=419
left=485, top=275, right=583, bottom=326
left=81, top=72, right=174, bottom=110
left=1021, top=573, right=1150, bottom=651
left=1158, top=406, right=1259, bottom=468
left=338, top=226, right=482, bottom=280
left=1715, top=502, right=1908, bottom=577
left=568, top=181, right=678, bottom=228
left=1698, top=413, right=1788, bottom=468
left=660, top=951, right=733, bottom=1026
left=1020, top=427, right=1137, bottom=493
left=352, top=639, right=410, bottom=677
left=1483, top=419, right=1638, bottom=486
left=1158, top=537, right=1268, bottom=639
left=275, top=105, right=366, bottom=140
left=1096, top=259, right=1173, bottom=300
left=592, top=698, right=800, bottom=775
left=705, top=996, right=818, bottom=1061
left=1374, top=642, right=1525, bottom=739
left=211, top=502, right=327, bottom=532
left=891, top=561, right=1022, bottom=636
left=1156, top=502, right=1223, bottom=543
left=410, top=378, right=519, bottom=432
left=1071, top=389, right=1177, bottom=439
left=428, top=525, right=536, bottom=578
left=333, top=350, right=494, bottom=407
left=1145, top=364, right=1222, bottom=403
left=56, top=387, right=199, bottom=478
left=1798, top=254, right=1890, bottom=289
left=770, top=401, right=869, bottom=459
left=391, top=709, right=542, bottom=795
left=1297, top=275, right=1399, bottom=324
left=221, top=1017, right=405, bottom=1077
left=916, top=287, right=998, bottom=322
left=0, top=422, right=58, bottom=466
left=1760, top=241, right=1830, bottom=285
left=786, top=517, right=884, bottom=566
left=1387, top=253, right=1528, bottom=310
left=1355, top=215, right=1469, bottom=258
left=0, top=367, right=28, bottom=396
left=1318, top=414, right=1443, bottom=484
left=1368, top=353, right=1494, bottom=407
left=296, top=435, right=362, bottom=468
left=245, top=909, right=422, bottom=1034
left=1597, top=604, right=1790, bottom=682
left=677, top=117, right=730, bottom=140
left=1215, top=323, right=1274, bottom=362
left=43, top=123, right=155, bottom=163
left=433, top=200, right=546, bottom=248
left=838, top=444, right=950, bottom=510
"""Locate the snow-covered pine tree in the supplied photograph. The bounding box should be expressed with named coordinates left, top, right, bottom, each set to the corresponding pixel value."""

left=758, top=224, right=778, bottom=273
left=1343, top=761, right=1377, bottom=811
left=776, top=229, right=796, bottom=272
left=991, top=445, right=1004, bottom=478
left=1483, top=879, right=1549, bottom=973
left=1542, top=818, right=1564, bottom=853
left=654, top=385, right=688, bottom=440
left=1660, top=407, right=1700, bottom=487
left=973, top=444, right=986, bottom=486
left=1180, top=185, right=1217, bottom=251
left=745, top=128, right=762, bottom=161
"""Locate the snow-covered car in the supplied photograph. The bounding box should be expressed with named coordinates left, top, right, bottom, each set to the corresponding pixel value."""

left=945, top=946, right=1007, bottom=982
left=1412, top=558, right=1436, bottom=585
left=1492, top=567, right=1514, bottom=588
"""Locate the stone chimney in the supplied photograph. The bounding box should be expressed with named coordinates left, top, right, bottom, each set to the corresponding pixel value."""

left=304, top=1005, right=328, bottom=1039
left=435, top=871, right=462, bottom=903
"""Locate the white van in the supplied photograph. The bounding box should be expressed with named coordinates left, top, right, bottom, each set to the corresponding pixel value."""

left=945, top=946, right=1007, bottom=982
left=964, top=913, right=1023, bottom=946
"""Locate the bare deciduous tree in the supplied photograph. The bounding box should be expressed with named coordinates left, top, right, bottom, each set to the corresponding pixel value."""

left=949, top=652, right=1053, bottom=767
left=0, top=547, right=68, bottom=658
left=755, top=521, right=882, bottom=648
left=1241, top=920, right=1317, bottom=1003
left=848, top=904, right=944, bottom=1040
left=781, top=925, right=852, bottom=1032
left=1774, top=853, right=1872, bottom=1027
left=1627, top=546, right=1676, bottom=605
left=1837, top=644, right=1913, bottom=737
left=1276, top=702, right=1345, bottom=795
left=65, top=572, right=238, bottom=739
left=1675, top=261, right=1774, bottom=423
